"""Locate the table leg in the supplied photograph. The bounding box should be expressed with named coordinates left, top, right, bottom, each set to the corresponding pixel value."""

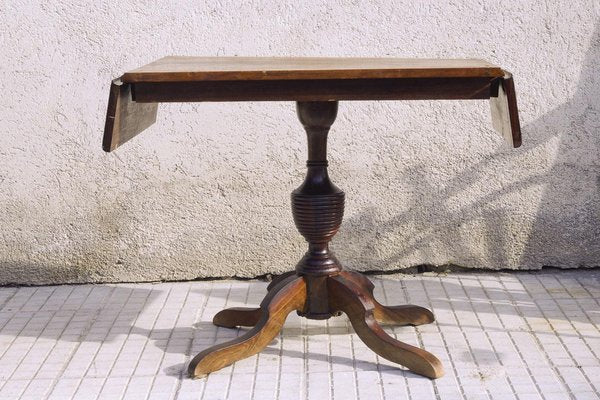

left=266, top=270, right=296, bottom=291
left=329, top=273, right=444, bottom=379
left=188, top=274, right=306, bottom=378
left=342, top=270, right=435, bottom=326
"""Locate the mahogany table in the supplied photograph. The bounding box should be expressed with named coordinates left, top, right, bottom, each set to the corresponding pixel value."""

left=103, top=57, right=521, bottom=380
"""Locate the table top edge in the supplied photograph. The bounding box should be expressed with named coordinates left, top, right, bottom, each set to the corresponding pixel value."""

left=121, top=56, right=505, bottom=83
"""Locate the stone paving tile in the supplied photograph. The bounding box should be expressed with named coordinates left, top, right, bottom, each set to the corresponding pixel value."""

left=0, top=270, right=598, bottom=399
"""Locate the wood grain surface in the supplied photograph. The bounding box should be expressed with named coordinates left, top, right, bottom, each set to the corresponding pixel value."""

left=188, top=275, right=306, bottom=378
left=102, top=79, right=157, bottom=152
left=122, top=56, right=504, bottom=83
left=328, top=273, right=445, bottom=379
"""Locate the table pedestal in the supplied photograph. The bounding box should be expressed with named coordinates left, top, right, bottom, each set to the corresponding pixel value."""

left=188, top=101, right=444, bottom=379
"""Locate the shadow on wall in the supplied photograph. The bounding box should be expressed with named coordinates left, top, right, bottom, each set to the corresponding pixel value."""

left=336, top=23, right=600, bottom=271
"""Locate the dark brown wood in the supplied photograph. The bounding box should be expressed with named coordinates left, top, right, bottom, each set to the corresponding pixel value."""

left=189, top=101, right=443, bottom=380
left=292, top=102, right=344, bottom=278
left=102, top=79, right=158, bottom=152
left=299, top=275, right=338, bottom=320
left=219, top=271, right=434, bottom=327
left=122, top=56, right=504, bottom=83
left=341, top=271, right=434, bottom=326
left=104, top=57, right=521, bottom=150
left=328, top=273, right=444, bottom=379
left=188, top=275, right=306, bottom=378
left=266, top=270, right=297, bottom=291
left=104, top=57, right=525, bottom=382
left=185, top=100, right=445, bottom=379
left=131, top=77, right=493, bottom=103
left=490, top=72, right=522, bottom=148
left=212, top=307, right=262, bottom=328
left=213, top=271, right=301, bottom=328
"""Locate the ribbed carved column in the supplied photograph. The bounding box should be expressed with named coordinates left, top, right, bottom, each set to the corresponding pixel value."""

left=292, top=101, right=344, bottom=277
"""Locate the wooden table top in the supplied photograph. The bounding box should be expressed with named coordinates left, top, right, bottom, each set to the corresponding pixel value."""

left=104, top=57, right=520, bottom=152
left=122, top=57, right=505, bottom=83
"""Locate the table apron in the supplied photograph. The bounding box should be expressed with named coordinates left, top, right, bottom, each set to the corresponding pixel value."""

left=130, top=77, right=494, bottom=103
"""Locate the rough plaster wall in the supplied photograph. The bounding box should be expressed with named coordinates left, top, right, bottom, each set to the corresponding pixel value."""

left=0, top=1, right=599, bottom=285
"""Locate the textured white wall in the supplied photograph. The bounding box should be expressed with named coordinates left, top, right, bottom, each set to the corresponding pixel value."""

left=1, top=1, right=599, bottom=285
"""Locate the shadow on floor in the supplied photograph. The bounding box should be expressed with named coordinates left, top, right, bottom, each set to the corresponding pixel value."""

left=1, top=269, right=598, bottom=382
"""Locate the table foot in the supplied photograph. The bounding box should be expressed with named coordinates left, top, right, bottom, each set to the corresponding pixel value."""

left=329, top=273, right=444, bottom=379
left=212, top=307, right=261, bottom=328
left=188, top=275, right=306, bottom=378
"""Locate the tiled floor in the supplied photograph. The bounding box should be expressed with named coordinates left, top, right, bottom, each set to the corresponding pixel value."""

left=0, top=270, right=599, bottom=400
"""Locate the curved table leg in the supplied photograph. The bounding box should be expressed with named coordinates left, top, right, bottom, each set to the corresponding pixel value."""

left=328, top=273, right=444, bottom=379
left=213, top=271, right=299, bottom=328
left=188, top=275, right=306, bottom=378
left=342, top=271, right=435, bottom=326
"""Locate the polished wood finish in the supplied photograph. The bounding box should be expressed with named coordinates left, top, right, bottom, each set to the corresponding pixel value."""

left=491, top=72, right=522, bottom=147
left=122, top=56, right=504, bottom=83
left=292, top=101, right=344, bottom=278
left=266, top=270, right=297, bottom=291
left=104, top=57, right=521, bottom=150
left=208, top=269, right=442, bottom=378
left=131, top=77, right=493, bottom=102
left=342, top=270, right=435, bottom=326
left=227, top=271, right=435, bottom=327
left=187, top=101, right=444, bottom=379
left=103, top=79, right=158, bottom=152
left=329, top=272, right=444, bottom=379
left=212, top=307, right=261, bottom=328
left=188, top=275, right=306, bottom=378
left=292, top=101, right=343, bottom=320
left=103, top=57, right=524, bottom=382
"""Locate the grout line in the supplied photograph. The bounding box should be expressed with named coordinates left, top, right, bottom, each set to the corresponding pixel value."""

left=197, top=281, right=217, bottom=400
left=119, top=283, right=172, bottom=386
left=44, top=285, right=101, bottom=398
left=421, top=275, right=462, bottom=396
left=437, top=275, right=486, bottom=399
left=473, top=273, right=540, bottom=398
left=224, top=282, right=252, bottom=399
left=0, top=288, right=20, bottom=330
left=414, top=276, right=446, bottom=399
left=165, top=282, right=195, bottom=398
left=183, top=280, right=213, bottom=399
left=377, top=277, right=395, bottom=400
left=135, top=283, right=177, bottom=399
left=199, top=280, right=235, bottom=400
left=535, top=274, right=598, bottom=395
left=0, top=287, right=45, bottom=361
left=348, top=324, right=360, bottom=400
left=496, top=273, right=574, bottom=399
left=399, top=278, right=415, bottom=399
left=0, top=271, right=598, bottom=400
left=0, top=286, right=58, bottom=397
left=72, top=285, right=137, bottom=399
left=456, top=274, right=517, bottom=399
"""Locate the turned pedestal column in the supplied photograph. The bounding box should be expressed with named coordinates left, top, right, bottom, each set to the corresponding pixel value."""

left=188, top=101, right=444, bottom=379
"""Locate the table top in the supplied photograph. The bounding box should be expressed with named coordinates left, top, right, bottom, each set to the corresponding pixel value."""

left=122, top=57, right=505, bottom=83
left=104, top=57, right=521, bottom=152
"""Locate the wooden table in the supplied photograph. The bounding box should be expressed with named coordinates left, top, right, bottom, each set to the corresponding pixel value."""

left=103, top=57, right=522, bottom=380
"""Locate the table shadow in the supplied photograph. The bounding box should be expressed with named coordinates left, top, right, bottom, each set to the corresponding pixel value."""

left=334, top=22, right=600, bottom=272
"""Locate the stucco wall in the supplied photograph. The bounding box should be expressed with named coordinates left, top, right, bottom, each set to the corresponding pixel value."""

left=1, top=1, right=599, bottom=285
